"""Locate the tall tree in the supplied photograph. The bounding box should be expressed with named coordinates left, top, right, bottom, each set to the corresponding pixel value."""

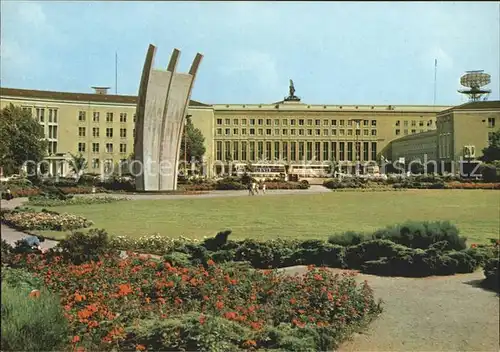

left=179, top=115, right=206, bottom=163
left=480, top=130, right=500, bottom=163
left=0, top=104, right=47, bottom=175
left=68, top=152, right=88, bottom=181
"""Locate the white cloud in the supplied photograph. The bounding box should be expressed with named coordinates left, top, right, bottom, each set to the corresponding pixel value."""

left=16, top=2, right=47, bottom=28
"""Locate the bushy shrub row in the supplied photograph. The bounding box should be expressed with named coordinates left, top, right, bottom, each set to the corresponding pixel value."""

left=27, top=195, right=125, bottom=207
left=1, top=208, right=93, bottom=231
left=6, top=251, right=382, bottom=351
left=483, top=258, right=499, bottom=292
left=329, top=220, right=466, bottom=251
left=181, top=177, right=310, bottom=191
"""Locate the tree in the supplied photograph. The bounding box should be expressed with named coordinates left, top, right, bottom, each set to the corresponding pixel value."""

left=480, top=130, right=500, bottom=163
left=68, top=152, right=87, bottom=181
left=0, top=104, right=47, bottom=176
left=179, top=115, right=206, bottom=163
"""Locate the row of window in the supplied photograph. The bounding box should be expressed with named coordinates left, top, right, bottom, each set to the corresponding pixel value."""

left=395, top=120, right=432, bottom=127
left=78, top=127, right=130, bottom=138
left=78, top=111, right=136, bottom=123
left=215, top=140, right=377, bottom=162
left=77, top=142, right=128, bottom=154
left=395, top=129, right=427, bottom=136
left=22, top=107, right=59, bottom=123
left=216, top=128, right=378, bottom=137
left=216, top=118, right=378, bottom=127
left=487, top=117, right=496, bottom=128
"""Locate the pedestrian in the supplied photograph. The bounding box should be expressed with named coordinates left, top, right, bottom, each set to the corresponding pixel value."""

left=247, top=182, right=254, bottom=196
left=21, top=235, right=45, bottom=251
left=6, top=188, right=13, bottom=201
left=252, top=182, right=259, bottom=195
left=262, top=183, right=266, bottom=194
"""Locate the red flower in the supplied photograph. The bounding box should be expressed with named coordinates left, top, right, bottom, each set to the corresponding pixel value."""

left=207, top=259, right=215, bottom=266
left=471, top=243, right=477, bottom=248
left=199, top=314, right=206, bottom=324
left=289, top=298, right=297, bottom=304
left=72, top=336, right=80, bottom=343
left=216, top=300, right=224, bottom=310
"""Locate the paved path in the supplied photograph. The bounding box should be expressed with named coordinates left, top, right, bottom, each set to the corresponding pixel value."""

left=280, top=266, right=500, bottom=352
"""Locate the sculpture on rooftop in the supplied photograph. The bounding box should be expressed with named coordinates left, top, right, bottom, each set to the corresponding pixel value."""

left=133, top=44, right=203, bottom=191
left=284, top=78, right=300, bottom=102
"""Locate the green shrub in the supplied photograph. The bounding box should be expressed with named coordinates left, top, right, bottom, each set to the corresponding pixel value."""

left=26, top=195, right=124, bottom=207
left=202, top=230, right=232, bottom=251
left=0, top=268, right=42, bottom=291
left=328, top=231, right=369, bottom=246
left=345, top=240, right=405, bottom=269
left=234, top=239, right=299, bottom=268
left=483, top=258, right=499, bottom=292
left=1, top=281, right=69, bottom=352
left=1, top=239, right=13, bottom=265
left=291, top=241, right=345, bottom=267
left=447, top=251, right=478, bottom=273
left=163, top=251, right=193, bottom=267
left=372, top=220, right=466, bottom=250
left=56, top=228, right=119, bottom=264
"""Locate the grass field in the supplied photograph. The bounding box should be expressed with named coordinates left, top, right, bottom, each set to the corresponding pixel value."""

left=35, top=190, right=500, bottom=244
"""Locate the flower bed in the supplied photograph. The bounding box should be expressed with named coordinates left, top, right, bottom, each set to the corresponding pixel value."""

left=444, top=182, right=500, bottom=190
left=110, top=234, right=201, bottom=254
left=58, top=187, right=106, bottom=194
left=8, top=188, right=42, bottom=198
left=12, top=253, right=382, bottom=351
left=27, top=196, right=126, bottom=207
left=1, top=210, right=93, bottom=231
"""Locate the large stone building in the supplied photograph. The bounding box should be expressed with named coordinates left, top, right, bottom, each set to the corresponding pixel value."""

left=1, top=85, right=477, bottom=177
left=387, top=101, right=500, bottom=174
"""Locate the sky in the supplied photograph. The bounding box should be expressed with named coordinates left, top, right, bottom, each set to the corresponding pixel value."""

left=1, top=1, right=499, bottom=106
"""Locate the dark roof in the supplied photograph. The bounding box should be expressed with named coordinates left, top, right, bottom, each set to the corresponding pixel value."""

left=439, top=100, right=500, bottom=114
left=0, top=87, right=211, bottom=107
left=390, top=130, right=437, bottom=144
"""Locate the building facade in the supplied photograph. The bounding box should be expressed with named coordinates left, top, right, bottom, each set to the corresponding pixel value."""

left=1, top=86, right=453, bottom=177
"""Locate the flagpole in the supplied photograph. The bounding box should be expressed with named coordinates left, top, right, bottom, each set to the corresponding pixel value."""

left=115, top=52, right=118, bottom=95
left=433, top=59, right=437, bottom=106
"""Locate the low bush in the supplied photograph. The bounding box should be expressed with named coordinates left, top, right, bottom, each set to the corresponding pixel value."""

left=483, top=258, right=499, bottom=292
left=27, top=195, right=125, bottom=207
left=58, top=186, right=105, bottom=194
left=1, top=280, right=69, bottom=352
left=109, top=233, right=201, bottom=254
left=444, top=182, right=500, bottom=190
left=329, top=231, right=369, bottom=246
left=11, top=254, right=382, bottom=351
left=5, top=188, right=41, bottom=198
left=1, top=239, right=13, bottom=265
left=1, top=209, right=93, bottom=231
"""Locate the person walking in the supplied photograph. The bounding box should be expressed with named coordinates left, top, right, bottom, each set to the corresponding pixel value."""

left=262, top=182, right=266, bottom=194
left=252, top=182, right=259, bottom=195
left=247, top=182, right=254, bottom=196
left=5, top=188, right=13, bottom=201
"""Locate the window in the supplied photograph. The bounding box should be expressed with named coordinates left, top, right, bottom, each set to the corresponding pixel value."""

left=120, top=128, right=127, bottom=138
left=216, top=128, right=222, bottom=135
left=283, top=141, right=288, bottom=160
left=371, top=120, right=377, bottom=127
left=282, top=129, right=288, bottom=135
left=22, top=107, right=32, bottom=116
left=395, top=129, right=400, bottom=135
left=291, top=129, right=296, bottom=135
left=339, top=129, right=345, bottom=136
left=323, top=141, right=329, bottom=161
left=323, top=129, right=328, bottom=136
left=48, top=109, right=54, bottom=122
left=233, top=141, right=239, bottom=160
left=347, top=120, right=353, bottom=127
left=106, top=128, right=113, bottom=138
left=258, top=128, right=263, bottom=135
left=92, top=158, right=100, bottom=169
left=242, top=128, right=247, bottom=135
left=79, top=127, right=86, bottom=137
left=282, top=119, right=288, bottom=125
left=419, top=121, right=424, bottom=127
left=307, top=142, right=312, bottom=160
left=371, top=142, right=377, bottom=161
left=250, top=128, right=255, bottom=135
left=347, top=142, right=353, bottom=161
left=242, top=119, right=247, bottom=125
left=78, top=111, right=86, bottom=122
left=331, top=129, right=337, bottom=136
left=339, top=142, right=345, bottom=160
left=314, top=142, right=320, bottom=160
left=404, top=129, right=408, bottom=135
left=93, top=112, right=100, bottom=122
left=307, top=119, right=313, bottom=126
left=331, top=142, right=337, bottom=161
left=258, top=142, right=264, bottom=159
left=291, top=119, right=296, bottom=126
left=93, top=128, right=100, bottom=137
left=315, top=129, right=321, bottom=136
left=274, top=119, right=279, bottom=125
left=411, top=120, right=416, bottom=127
left=92, top=143, right=100, bottom=153
left=241, top=142, right=247, bottom=160
left=299, top=119, right=304, bottom=126
left=36, top=108, right=45, bottom=122
left=225, top=119, right=230, bottom=125
left=363, top=142, right=369, bottom=161
left=291, top=142, right=296, bottom=161
left=48, top=141, right=57, bottom=154
left=307, top=129, right=312, bottom=136
left=266, top=119, right=271, bottom=125
left=48, top=126, right=58, bottom=139
left=395, top=120, right=400, bottom=126
left=411, top=129, right=416, bottom=134
left=133, top=114, right=137, bottom=123
left=488, top=118, right=496, bottom=128
left=323, top=120, right=329, bottom=126
left=217, top=119, right=222, bottom=125
left=225, top=128, right=230, bottom=135
left=249, top=142, right=255, bottom=161
left=106, top=112, right=113, bottom=122
left=364, top=129, right=369, bottom=136
left=266, top=129, right=272, bottom=135
left=79, top=142, right=87, bottom=152
left=404, top=121, right=408, bottom=127
left=250, top=119, right=255, bottom=125
left=274, top=129, right=279, bottom=135
left=339, top=120, right=345, bottom=126
left=216, top=141, right=223, bottom=160
left=347, top=129, right=353, bottom=136
left=258, top=119, right=263, bottom=125
left=106, top=143, right=113, bottom=153
left=233, top=128, right=238, bottom=135
left=489, top=132, right=495, bottom=142
left=371, top=129, right=377, bottom=136
left=120, top=144, right=127, bottom=153
left=299, top=129, right=304, bottom=136
left=420, top=129, right=424, bottom=133
left=315, top=119, right=320, bottom=126
left=356, top=129, right=361, bottom=136
left=233, top=119, right=239, bottom=125
left=363, top=120, right=369, bottom=126
left=331, top=119, right=337, bottom=126
left=120, top=113, right=127, bottom=123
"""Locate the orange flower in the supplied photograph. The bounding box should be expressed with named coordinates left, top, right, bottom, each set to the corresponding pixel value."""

left=136, top=344, right=146, bottom=351
left=215, top=300, right=224, bottom=310
left=29, top=289, right=40, bottom=298
left=243, top=340, right=257, bottom=347
left=74, top=293, right=85, bottom=302
left=118, top=283, right=133, bottom=296
left=207, top=259, right=215, bottom=266
left=72, top=336, right=80, bottom=343
left=199, top=314, right=206, bottom=324
left=289, top=298, right=297, bottom=305
left=471, top=243, right=477, bottom=248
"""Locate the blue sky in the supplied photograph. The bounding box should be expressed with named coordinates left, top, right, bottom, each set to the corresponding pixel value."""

left=1, top=1, right=498, bottom=105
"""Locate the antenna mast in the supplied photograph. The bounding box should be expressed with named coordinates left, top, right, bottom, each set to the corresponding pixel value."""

left=433, top=59, right=437, bottom=105
left=115, top=52, right=118, bottom=95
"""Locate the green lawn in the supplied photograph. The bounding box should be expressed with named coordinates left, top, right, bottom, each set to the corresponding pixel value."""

left=36, top=190, right=499, bottom=244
